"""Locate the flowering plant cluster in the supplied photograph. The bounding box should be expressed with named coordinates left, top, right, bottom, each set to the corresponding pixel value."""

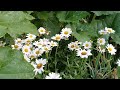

left=10, top=25, right=118, bottom=79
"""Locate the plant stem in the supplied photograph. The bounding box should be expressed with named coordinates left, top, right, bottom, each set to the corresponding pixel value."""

left=55, top=44, right=59, bottom=73
left=91, top=13, right=96, bottom=22
left=46, top=52, right=49, bottom=70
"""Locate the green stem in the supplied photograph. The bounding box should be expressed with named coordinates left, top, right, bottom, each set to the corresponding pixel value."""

left=91, top=13, right=96, bottom=22
left=55, top=44, right=59, bottom=73
left=95, top=53, right=101, bottom=76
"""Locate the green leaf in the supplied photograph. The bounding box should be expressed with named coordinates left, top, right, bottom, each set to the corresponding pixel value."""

left=0, top=47, right=34, bottom=79
left=104, top=14, right=117, bottom=27
left=104, top=13, right=120, bottom=45
left=110, top=14, right=120, bottom=45
left=56, top=11, right=90, bottom=24
left=117, top=67, right=120, bottom=78
left=0, top=25, right=7, bottom=38
left=35, top=11, right=54, bottom=21
left=0, top=11, right=38, bottom=38
left=43, top=17, right=61, bottom=38
left=0, top=11, right=34, bottom=23
left=70, top=20, right=107, bottom=42
left=91, top=11, right=120, bottom=16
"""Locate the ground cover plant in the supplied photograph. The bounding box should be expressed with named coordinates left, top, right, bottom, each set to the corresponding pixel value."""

left=0, top=11, right=120, bottom=79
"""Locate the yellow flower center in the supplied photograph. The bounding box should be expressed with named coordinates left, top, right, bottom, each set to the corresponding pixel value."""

left=30, top=35, right=33, bottom=38
left=85, top=44, right=89, bottom=47
left=64, top=31, right=68, bottom=35
left=81, top=51, right=87, bottom=55
left=108, top=47, right=112, bottom=51
left=14, top=45, right=18, bottom=48
left=36, top=51, right=40, bottom=55
left=27, top=40, right=31, bottom=43
left=44, top=47, right=48, bottom=51
left=26, top=43, right=30, bottom=46
left=108, top=29, right=112, bottom=33
left=17, top=40, right=21, bottom=43
left=75, top=46, right=79, bottom=49
left=56, top=36, right=60, bottom=40
left=71, top=45, right=75, bottom=48
left=40, top=29, right=44, bottom=32
left=51, top=43, right=55, bottom=46
left=30, top=55, right=35, bottom=59
left=24, top=48, right=28, bottom=52
left=37, top=63, right=43, bottom=69
left=100, top=40, right=103, bottom=43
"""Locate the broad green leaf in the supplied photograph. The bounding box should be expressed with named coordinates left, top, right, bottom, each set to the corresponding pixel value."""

left=43, top=17, right=60, bottom=38
left=26, top=11, right=33, bottom=14
left=0, top=11, right=34, bottom=23
left=91, top=11, right=120, bottom=16
left=35, top=11, right=54, bottom=21
left=66, top=24, right=90, bottom=42
left=0, top=47, right=34, bottom=79
left=0, top=11, right=38, bottom=38
left=56, top=11, right=90, bottom=24
left=104, top=14, right=117, bottom=27
left=0, top=25, right=7, bottom=38
left=117, top=67, right=120, bottom=78
left=110, top=14, right=120, bottom=45
left=70, top=20, right=107, bottom=42
left=104, top=13, right=120, bottom=45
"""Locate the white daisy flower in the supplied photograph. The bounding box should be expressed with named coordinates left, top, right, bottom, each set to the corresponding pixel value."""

left=25, top=43, right=33, bottom=49
left=106, top=44, right=117, bottom=55
left=33, top=41, right=42, bottom=48
left=105, top=27, right=115, bottom=34
left=45, top=72, right=62, bottom=79
left=97, top=46, right=105, bottom=53
left=61, top=27, right=72, bottom=38
left=49, top=41, right=58, bottom=47
left=97, top=38, right=106, bottom=45
left=38, top=27, right=46, bottom=35
left=77, top=49, right=92, bottom=58
left=24, top=54, right=31, bottom=62
left=29, top=52, right=37, bottom=60
left=22, top=45, right=31, bottom=55
left=11, top=43, right=22, bottom=50
left=23, top=38, right=33, bottom=44
left=68, top=42, right=76, bottom=51
left=33, top=48, right=44, bottom=56
left=74, top=41, right=82, bottom=50
left=39, top=38, right=50, bottom=46
left=51, top=34, right=62, bottom=41
left=43, top=45, right=52, bottom=53
left=14, top=38, right=23, bottom=44
left=26, top=33, right=36, bottom=40
left=83, top=41, right=92, bottom=49
left=99, top=30, right=107, bottom=35
left=32, top=58, right=47, bottom=75
left=116, top=59, right=120, bottom=66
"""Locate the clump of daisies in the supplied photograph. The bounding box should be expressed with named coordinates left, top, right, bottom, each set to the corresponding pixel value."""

left=51, top=27, right=72, bottom=41
left=99, top=27, right=115, bottom=35
left=97, top=27, right=117, bottom=55
left=11, top=27, right=58, bottom=75
left=11, top=27, right=72, bottom=77
left=67, top=27, right=117, bottom=59
left=68, top=40, right=92, bottom=58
